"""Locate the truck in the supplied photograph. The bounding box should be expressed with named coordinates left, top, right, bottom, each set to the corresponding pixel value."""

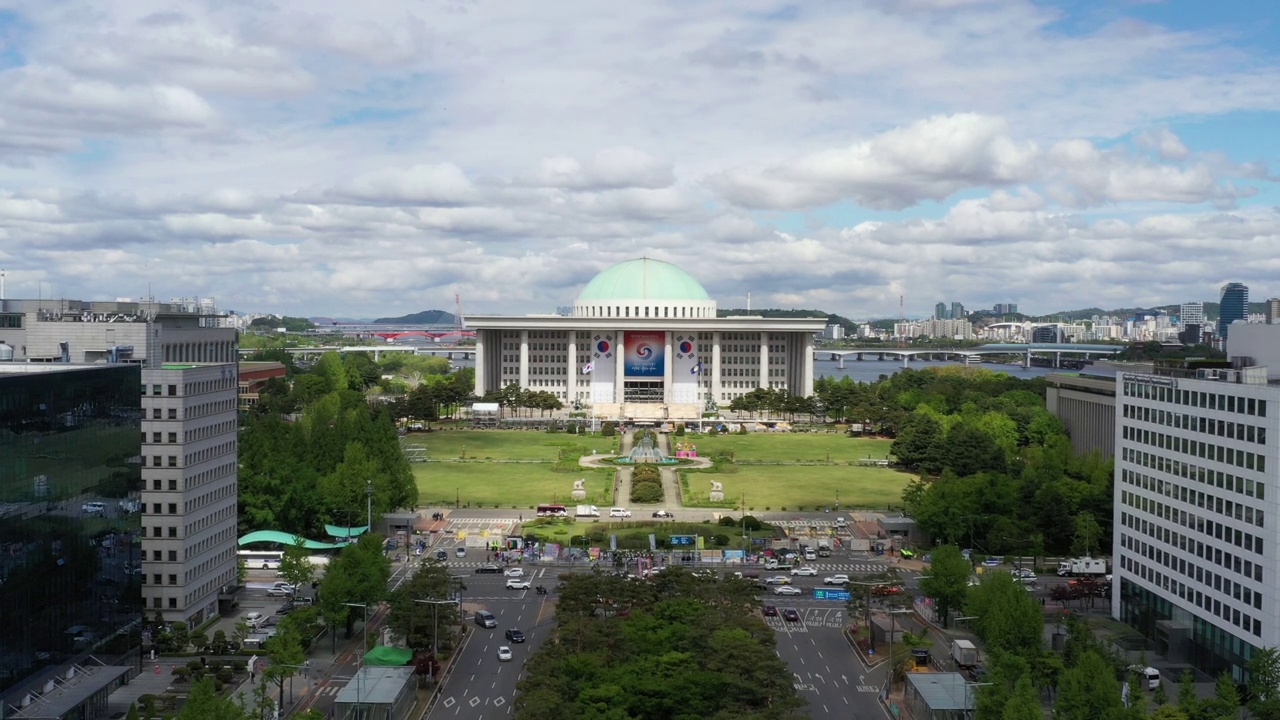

left=575, top=505, right=600, bottom=518
left=1056, top=557, right=1108, bottom=577
left=816, top=539, right=832, bottom=557
left=951, top=639, right=979, bottom=669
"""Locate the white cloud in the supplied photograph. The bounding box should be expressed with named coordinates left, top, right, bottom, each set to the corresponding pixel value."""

left=317, top=164, right=479, bottom=207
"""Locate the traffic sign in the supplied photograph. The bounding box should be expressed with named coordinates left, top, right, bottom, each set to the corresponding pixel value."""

left=812, top=589, right=851, bottom=601
left=669, top=535, right=695, bottom=546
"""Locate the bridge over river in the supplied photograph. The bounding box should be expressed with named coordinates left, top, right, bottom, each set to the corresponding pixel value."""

left=821, top=343, right=1122, bottom=369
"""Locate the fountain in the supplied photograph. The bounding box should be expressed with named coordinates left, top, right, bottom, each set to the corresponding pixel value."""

left=616, top=432, right=678, bottom=465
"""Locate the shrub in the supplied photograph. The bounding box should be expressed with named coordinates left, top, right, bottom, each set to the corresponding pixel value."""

left=630, top=482, right=663, bottom=504
left=675, top=423, right=686, bottom=436
left=708, top=426, right=719, bottom=437
left=171, top=666, right=190, bottom=682
left=712, top=534, right=730, bottom=547
left=601, top=422, right=617, bottom=437
left=718, top=516, right=738, bottom=527
left=632, top=465, right=661, bottom=483
left=742, top=515, right=764, bottom=532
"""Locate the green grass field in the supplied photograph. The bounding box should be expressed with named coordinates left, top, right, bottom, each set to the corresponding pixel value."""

left=413, top=462, right=615, bottom=508
left=403, top=430, right=619, bottom=461
left=682, top=432, right=894, bottom=464
left=682, top=464, right=911, bottom=510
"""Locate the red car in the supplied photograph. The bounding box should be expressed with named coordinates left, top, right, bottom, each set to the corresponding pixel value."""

left=762, top=604, right=778, bottom=617
left=782, top=608, right=801, bottom=622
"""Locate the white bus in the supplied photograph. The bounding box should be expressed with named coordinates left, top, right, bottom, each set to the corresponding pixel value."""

left=237, top=550, right=284, bottom=570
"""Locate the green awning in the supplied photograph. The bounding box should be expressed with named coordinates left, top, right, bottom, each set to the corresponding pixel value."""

left=238, top=530, right=350, bottom=550
left=364, top=645, right=413, bottom=667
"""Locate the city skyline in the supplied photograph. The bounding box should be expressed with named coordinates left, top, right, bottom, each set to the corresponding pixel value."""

left=0, top=1, right=1277, bottom=318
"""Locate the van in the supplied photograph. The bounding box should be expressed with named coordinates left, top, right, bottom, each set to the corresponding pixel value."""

left=474, top=610, right=497, bottom=629
left=609, top=507, right=632, bottom=518
left=804, top=549, right=816, bottom=561
left=1131, top=666, right=1161, bottom=690
left=81, top=502, right=107, bottom=515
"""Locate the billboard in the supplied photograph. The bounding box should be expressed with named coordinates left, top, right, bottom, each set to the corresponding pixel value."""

left=624, top=331, right=665, bottom=377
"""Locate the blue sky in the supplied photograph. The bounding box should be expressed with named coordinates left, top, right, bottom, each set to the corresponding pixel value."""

left=0, top=0, right=1277, bottom=319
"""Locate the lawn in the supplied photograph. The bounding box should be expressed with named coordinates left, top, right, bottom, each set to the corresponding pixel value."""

left=681, top=432, right=894, bottom=464
left=403, top=429, right=619, bottom=461
left=413, top=462, right=615, bottom=508
left=682, top=464, right=912, bottom=511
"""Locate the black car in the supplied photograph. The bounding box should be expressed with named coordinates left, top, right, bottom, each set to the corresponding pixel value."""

left=762, top=604, right=778, bottom=617
left=475, top=564, right=502, bottom=574
left=277, top=603, right=296, bottom=615
left=652, top=510, right=674, bottom=518
left=435, top=550, right=448, bottom=561
left=782, top=608, right=801, bottom=622
left=505, top=628, right=526, bottom=643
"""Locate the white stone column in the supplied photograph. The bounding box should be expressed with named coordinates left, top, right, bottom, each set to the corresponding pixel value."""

left=711, top=332, right=722, bottom=403
left=614, top=330, right=626, bottom=404
left=475, top=331, right=487, bottom=396
left=566, top=333, right=577, bottom=405
left=803, top=333, right=815, bottom=397
left=758, top=332, right=769, bottom=389
left=519, top=330, right=529, bottom=389
left=663, top=331, right=674, bottom=402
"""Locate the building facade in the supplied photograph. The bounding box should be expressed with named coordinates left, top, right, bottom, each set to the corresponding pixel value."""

left=1113, top=365, right=1278, bottom=680
left=0, top=364, right=143, bottom=717
left=1181, top=302, right=1206, bottom=328
left=1045, top=369, right=1124, bottom=459
left=465, top=258, right=827, bottom=419
left=0, top=297, right=239, bottom=627
left=1219, top=283, right=1250, bottom=342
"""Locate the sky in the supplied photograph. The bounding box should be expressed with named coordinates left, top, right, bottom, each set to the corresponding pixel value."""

left=0, top=0, right=1278, bottom=320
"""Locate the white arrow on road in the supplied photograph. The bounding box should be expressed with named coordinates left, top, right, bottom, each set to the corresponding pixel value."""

left=842, top=674, right=849, bottom=685
left=858, top=674, right=864, bottom=683
left=814, top=673, right=825, bottom=683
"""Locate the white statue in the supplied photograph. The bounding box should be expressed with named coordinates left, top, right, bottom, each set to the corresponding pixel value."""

left=573, top=478, right=586, bottom=491
left=710, top=480, right=723, bottom=492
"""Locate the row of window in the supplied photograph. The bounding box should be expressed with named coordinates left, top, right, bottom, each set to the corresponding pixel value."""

left=1121, top=469, right=1265, bottom=526
left=1123, top=403, right=1268, bottom=445
left=1120, top=530, right=1262, bottom=605
left=144, top=560, right=236, bottom=612
left=1119, top=471, right=1264, bottom=557
left=575, top=305, right=712, bottom=319
left=1122, top=380, right=1268, bottom=417
left=1122, top=442, right=1266, bottom=484
left=1120, top=507, right=1264, bottom=585
left=160, top=342, right=237, bottom=365
left=1119, top=552, right=1261, bottom=638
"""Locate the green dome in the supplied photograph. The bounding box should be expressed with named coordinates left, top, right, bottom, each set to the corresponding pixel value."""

left=577, top=258, right=711, bottom=302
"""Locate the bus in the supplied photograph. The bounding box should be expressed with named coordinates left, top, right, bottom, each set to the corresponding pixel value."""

left=237, top=550, right=284, bottom=570
left=536, top=504, right=568, bottom=518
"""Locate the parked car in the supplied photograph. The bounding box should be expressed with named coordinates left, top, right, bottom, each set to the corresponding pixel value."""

left=81, top=502, right=107, bottom=515
left=505, top=628, right=526, bottom=643
left=763, top=576, right=791, bottom=585
left=762, top=604, right=778, bottom=617
left=823, top=574, right=850, bottom=585
left=267, top=583, right=296, bottom=597
left=497, top=646, right=513, bottom=662
left=455, top=546, right=467, bottom=558
left=504, top=568, right=525, bottom=578
left=652, top=510, right=674, bottom=519
left=506, top=579, right=532, bottom=590
left=1014, top=568, right=1036, bottom=579
left=243, top=612, right=265, bottom=628
left=435, top=550, right=448, bottom=561
left=773, top=585, right=802, bottom=596
left=790, top=566, right=817, bottom=576
left=475, top=564, right=502, bottom=574
left=609, top=507, right=632, bottom=518
left=782, top=608, right=801, bottom=622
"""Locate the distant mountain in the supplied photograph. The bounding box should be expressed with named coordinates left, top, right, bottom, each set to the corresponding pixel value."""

left=718, top=308, right=856, bottom=334
left=310, top=316, right=372, bottom=325
left=371, top=309, right=457, bottom=325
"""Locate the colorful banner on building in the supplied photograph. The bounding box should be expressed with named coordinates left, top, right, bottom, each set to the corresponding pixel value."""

left=624, top=331, right=665, bottom=377
left=671, top=333, right=700, bottom=403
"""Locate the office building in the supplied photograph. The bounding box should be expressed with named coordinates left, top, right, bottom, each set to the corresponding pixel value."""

left=894, top=318, right=975, bottom=341
left=1182, top=302, right=1206, bottom=328
left=1113, top=356, right=1278, bottom=680
left=950, top=301, right=965, bottom=319
left=993, top=303, right=1019, bottom=315
left=465, top=258, right=827, bottom=419
left=1218, top=283, right=1250, bottom=342
left=1045, top=361, right=1151, bottom=460
left=0, top=363, right=143, bottom=716
left=1031, top=325, right=1062, bottom=343
left=1266, top=299, right=1280, bottom=326
left=935, top=302, right=949, bottom=320
left=0, top=298, right=239, bottom=626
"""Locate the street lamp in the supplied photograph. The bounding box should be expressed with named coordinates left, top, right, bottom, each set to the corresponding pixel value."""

left=884, top=608, right=914, bottom=696
left=414, top=598, right=459, bottom=678
left=343, top=602, right=369, bottom=716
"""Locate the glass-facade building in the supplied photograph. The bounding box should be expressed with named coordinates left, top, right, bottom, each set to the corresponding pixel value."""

left=0, top=364, right=142, bottom=719
left=1219, top=283, right=1250, bottom=341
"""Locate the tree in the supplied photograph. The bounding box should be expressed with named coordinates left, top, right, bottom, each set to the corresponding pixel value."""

left=1247, top=647, right=1280, bottom=720
left=262, top=626, right=307, bottom=713
left=1054, top=651, right=1125, bottom=720
left=943, top=422, right=1008, bottom=477
left=1003, top=677, right=1043, bottom=720
left=175, top=677, right=251, bottom=719
left=318, top=534, right=390, bottom=639
left=918, top=544, right=971, bottom=627
left=1202, top=672, right=1241, bottom=719
left=965, top=571, right=1043, bottom=660
left=1071, top=511, right=1104, bottom=557
left=891, top=411, right=944, bottom=473
left=278, top=538, right=316, bottom=592
left=1175, top=669, right=1199, bottom=718
left=386, top=559, right=461, bottom=657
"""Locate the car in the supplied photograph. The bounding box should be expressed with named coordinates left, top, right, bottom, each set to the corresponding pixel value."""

left=81, top=502, right=107, bottom=515
left=762, top=604, right=778, bottom=617
left=503, top=568, right=525, bottom=578
left=652, top=510, right=674, bottom=519
left=790, top=566, right=817, bottom=576
left=474, top=610, right=497, bottom=628
left=609, top=507, right=632, bottom=518
left=475, top=564, right=502, bottom=574
left=497, top=646, right=513, bottom=662
left=506, top=579, right=532, bottom=590
left=455, top=546, right=467, bottom=557
left=277, top=603, right=296, bottom=615
left=243, top=612, right=265, bottom=628
left=763, top=576, right=791, bottom=585
left=266, top=583, right=296, bottom=597
left=435, top=550, right=448, bottom=561
left=505, top=628, right=526, bottom=643
left=782, top=608, right=801, bottom=622
left=1014, top=568, right=1036, bottom=579
left=773, top=585, right=802, bottom=596
left=823, top=574, right=850, bottom=585
left=982, top=556, right=1003, bottom=567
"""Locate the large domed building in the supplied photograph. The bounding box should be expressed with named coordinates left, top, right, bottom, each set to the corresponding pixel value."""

left=465, top=258, right=826, bottom=419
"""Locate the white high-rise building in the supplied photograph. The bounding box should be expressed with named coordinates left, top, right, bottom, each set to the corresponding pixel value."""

left=1181, top=302, right=1206, bottom=328
left=1113, top=356, right=1278, bottom=680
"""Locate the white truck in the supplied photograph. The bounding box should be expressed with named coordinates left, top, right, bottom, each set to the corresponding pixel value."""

left=951, top=639, right=979, bottom=668
left=1056, top=557, right=1108, bottom=577
left=575, top=505, right=601, bottom=518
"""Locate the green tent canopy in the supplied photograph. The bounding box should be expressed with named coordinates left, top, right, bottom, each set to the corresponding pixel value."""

left=364, top=645, right=413, bottom=666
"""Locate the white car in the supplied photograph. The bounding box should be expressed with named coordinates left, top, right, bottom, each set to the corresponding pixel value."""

left=790, top=566, right=818, bottom=576
left=823, top=574, right=850, bottom=585
left=773, top=585, right=802, bottom=596
left=503, top=568, right=525, bottom=578
left=506, top=579, right=532, bottom=590
left=267, top=583, right=296, bottom=597
left=609, top=508, right=632, bottom=518
left=497, top=646, right=513, bottom=662
left=1014, top=568, right=1036, bottom=579
left=762, top=576, right=791, bottom=585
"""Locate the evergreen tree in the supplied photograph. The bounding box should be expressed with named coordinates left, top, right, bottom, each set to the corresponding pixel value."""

left=1054, top=651, right=1124, bottom=720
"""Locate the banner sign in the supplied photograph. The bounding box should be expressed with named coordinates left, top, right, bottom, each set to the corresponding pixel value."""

left=669, top=535, right=695, bottom=546
left=624, top=331, right=665, bottom=377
